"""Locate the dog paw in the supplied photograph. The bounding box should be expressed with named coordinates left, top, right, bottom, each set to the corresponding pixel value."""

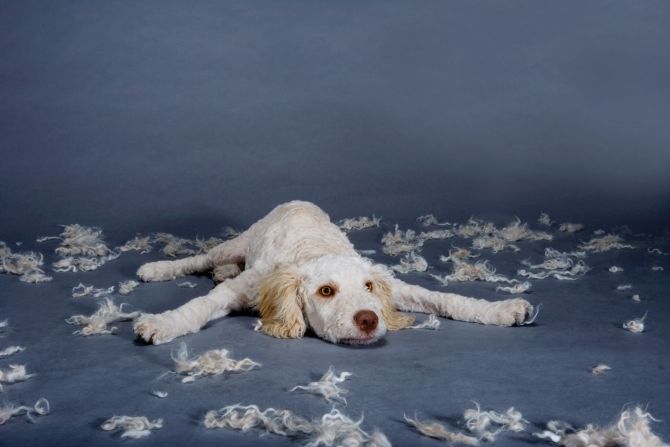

left=137, top=261, right=176, bottom=282
left=134, top=313, right=178, bottom=345
left=493, top=298, right=534, bottom=326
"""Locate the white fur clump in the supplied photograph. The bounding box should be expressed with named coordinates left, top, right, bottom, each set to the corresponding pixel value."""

left=609, top=266, right=624, bottom=273
left=410, top=314, right=440, bottom=330
left=46, top=224, right=120, bottom=272
left=195, top=236, right=225, bottom=254
left=623, top=313, right=647, bottom=333
left=534, top=406, right=666, bottom=447
left=118, top=280, right=140, bottom=295
left=418, top=229, right=455, bottom=241
left=497, top=282, right=532, bottom=294
left=204, top=405, right=391, bottom=447
left=71, top=283, right=114, bottom=298
left=559, top=223, right=585, bottom=233
left=592, top=364, right=611, bottom=376
left=0, top=398, right=50, bottom=425
left=151, top=390, right=168, bottom=399
left=538, top=213, right=554, bottom=227
left=472, top=235, right=520, bottom=253
left=381, top=225, right=424, bottom=256
left=434, top=256, right=516, bottom=285
left=519, top=248, right=590, bottom=281
left=617, top=284, right=633, bottom=291
left=651, top=266, right=664, bottom=272
left=290, top=367, right=352, bottom=404
left=337, top=216, right=381, bottom=232
left=0, top=346, right=25, bottom=358
left=222, top=226, right=240, bottom=239
left=172, top=343, right=260, bottom=383
left=53, top=253, right=120, bottom=273
left=391, top=252, right=428, bottom=274
left=417, top=214, right=451, bottom=226
left=404, top=414, right=480, bottom=446
left=0, top=364, right=34, bottom=390
left=52, top=224, right=113, bottom=257
left=498, top=218, right=553, bottom=243
left=0, top=242, right=52, bottom=283
left=153, top=233, right=197, bottom=257
left=453, top=218, right=497, bottom=239
left=579, top=234, right=634, bottom=253
left=101, top=415, right=163, bottom=439
left=118, top=235, right=153, bottom=254
left=463, top=403, right=528, bottom=441
left=66, top=298, right=139, bottom=336
left=253, top=319, right=263, bottom=332
left=177, top=281, right=198, bottom=288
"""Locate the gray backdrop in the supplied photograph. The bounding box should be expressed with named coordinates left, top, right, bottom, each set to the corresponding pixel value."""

left=1, top=1, right=669, bottom=446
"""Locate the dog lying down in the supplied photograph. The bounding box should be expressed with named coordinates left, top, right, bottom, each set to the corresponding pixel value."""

left=134, top=201, right=533, bottom=345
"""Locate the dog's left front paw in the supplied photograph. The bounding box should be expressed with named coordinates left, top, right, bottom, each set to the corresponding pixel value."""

left=492, top=298, right=534, bottom=326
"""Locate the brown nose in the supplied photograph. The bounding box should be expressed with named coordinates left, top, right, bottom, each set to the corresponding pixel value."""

left=354, top=310, right=379, bottom=334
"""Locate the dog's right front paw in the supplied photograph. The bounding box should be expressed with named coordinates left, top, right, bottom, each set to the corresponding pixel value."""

left=137, top=261, right=176, bottom=282
left=134, top=313, right=178, bottom=345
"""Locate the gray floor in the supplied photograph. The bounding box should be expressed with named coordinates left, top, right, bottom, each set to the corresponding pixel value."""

left=1, top=1, right=669, bottom=445
left=1, top=219, right=669, bottom=446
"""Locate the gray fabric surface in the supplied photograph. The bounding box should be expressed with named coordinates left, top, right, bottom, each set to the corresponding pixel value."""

left=1, top=1, right=669, bottom=445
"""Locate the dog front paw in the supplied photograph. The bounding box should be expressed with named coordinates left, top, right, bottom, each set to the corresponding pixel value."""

left=137, top=261, right=176, bottom=282
left=134, top=313, right=179, bottom=344
left=492, top=298, right=534, bottom=326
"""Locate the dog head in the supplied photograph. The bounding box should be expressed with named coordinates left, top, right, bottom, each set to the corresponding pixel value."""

left=258, top=255, right=414, bottom=344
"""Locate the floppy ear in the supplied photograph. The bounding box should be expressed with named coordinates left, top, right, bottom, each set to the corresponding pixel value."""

left=258, top=265, right=306, bottom=339
left=372, top=267, right=415, bottom=330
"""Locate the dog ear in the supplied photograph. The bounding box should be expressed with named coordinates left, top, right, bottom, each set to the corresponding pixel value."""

left=258, top=264, right=306, bottom=339
left=372, top=266, right=415, bottom=330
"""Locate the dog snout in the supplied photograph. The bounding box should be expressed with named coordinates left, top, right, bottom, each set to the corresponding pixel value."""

left=354, top=310, right=379, bottom=334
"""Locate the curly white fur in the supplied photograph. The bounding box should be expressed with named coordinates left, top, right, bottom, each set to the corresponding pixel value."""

left=66, top=298, right=139, bottom=335
left=71, top=283, right=115, bottom=298
left=0, top=346, right=25, bottom=358
left=172, top=343, right=260, bottom=383
left=534, top=406, right=666, bottom=447
left=0, top=398, right=49, bottom=425
left=133, top=201, right=534, bottom=345
left=623, top=313, right=647, bottom=333
left=101, top=415, right=163, bottom=439
left=290, top=367, right=352, bottom=404
left=404, top=413, right=480, bottom=446
left=0, top=242, right=52, bottom=283
left=118, top=280, right=140, bottom=295
left=118, top=235, right=153, bottom=253
left=391, top=252, right=428, bottom=274
left=337, top=215, right=381, bottom=232
left=0, top=364, right=34, bottom=390
left=579, top=234, right=634, bottom=252
left=204, top=404, right=391, bottom=447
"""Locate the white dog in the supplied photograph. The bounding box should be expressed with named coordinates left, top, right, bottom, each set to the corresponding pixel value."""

left=134, top=201, right=533, bottom=345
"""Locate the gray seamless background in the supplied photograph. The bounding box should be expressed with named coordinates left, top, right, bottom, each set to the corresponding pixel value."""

left=1, top=1, right=669, bottom=446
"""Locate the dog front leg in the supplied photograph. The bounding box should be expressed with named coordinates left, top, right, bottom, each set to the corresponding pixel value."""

left=391, top=278, right=534, bottom=326
left=134, top=271, right=257, bottom=344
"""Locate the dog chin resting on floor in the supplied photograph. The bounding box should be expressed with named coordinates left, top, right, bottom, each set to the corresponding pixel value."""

left=134, top=201, right=533, bottom=345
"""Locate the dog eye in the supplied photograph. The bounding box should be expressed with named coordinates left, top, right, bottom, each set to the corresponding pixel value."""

left=365, top=281, right=373, bottom=292
left=319, top=286, right=334, bottom=297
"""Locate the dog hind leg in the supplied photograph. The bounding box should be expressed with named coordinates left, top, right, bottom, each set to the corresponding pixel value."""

left=137, top=233, right=249, bottom=282
left=390, top=278, right=534, bottom=326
